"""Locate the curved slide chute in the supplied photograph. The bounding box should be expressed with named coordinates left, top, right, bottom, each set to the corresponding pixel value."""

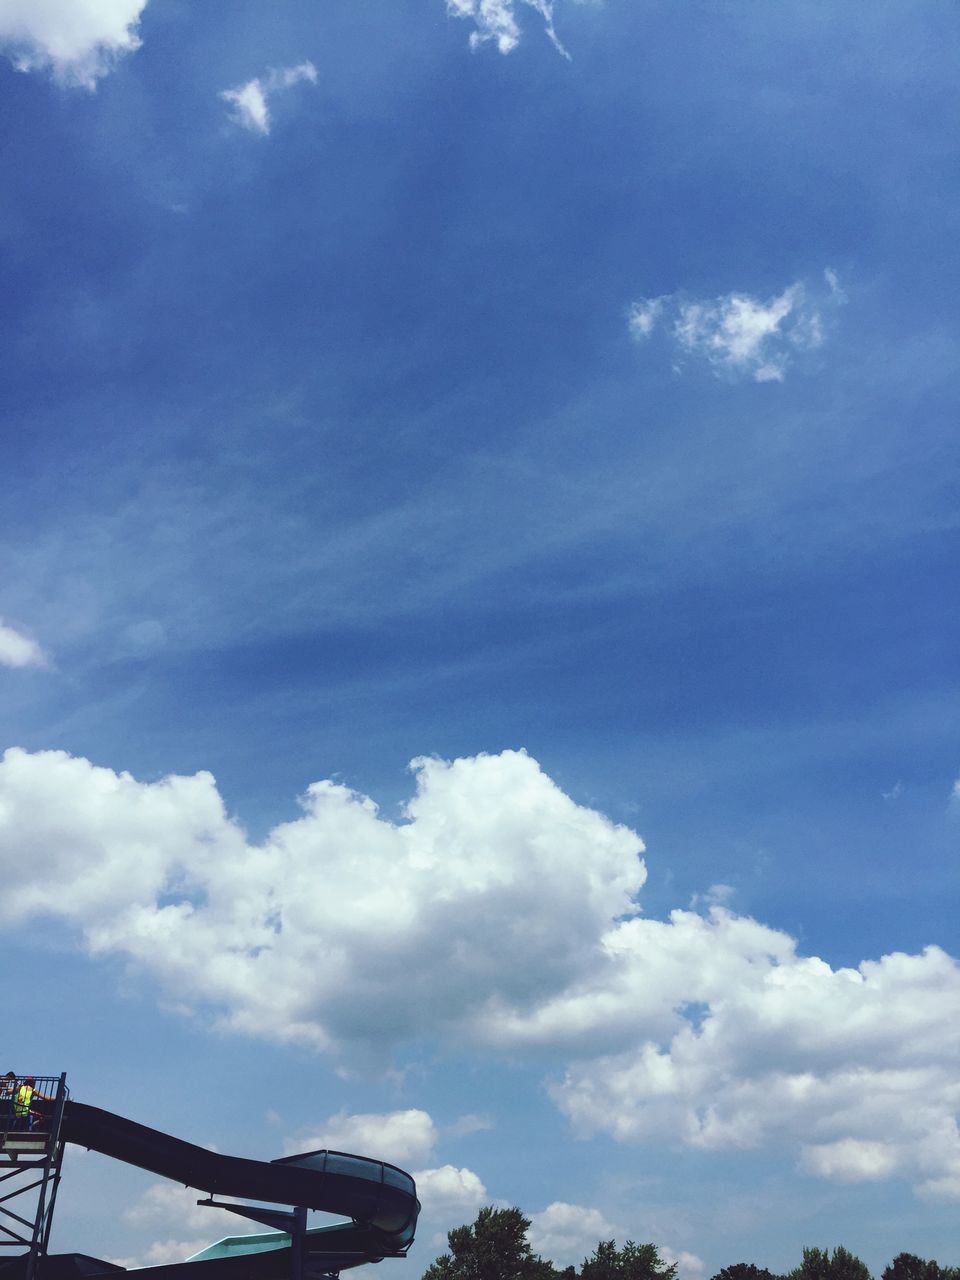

left=45, top=1100, right=419, bottom=1280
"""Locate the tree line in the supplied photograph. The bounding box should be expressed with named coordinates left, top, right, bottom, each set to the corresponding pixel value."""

left=421, top=1206, right=959, bottom=1280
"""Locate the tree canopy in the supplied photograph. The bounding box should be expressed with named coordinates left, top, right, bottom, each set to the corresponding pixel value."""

left=882, top=1255, right=960, bottom=1280
left=789, top=1246, right=871, bottom=1280
left=710, top=1265, right=782, bottom=1280
left=580, top=1240, right=678, bottom=1280
left=422, top=1206, right=558, bottom=1280
left=422, top=1207, right=957, bottom=1280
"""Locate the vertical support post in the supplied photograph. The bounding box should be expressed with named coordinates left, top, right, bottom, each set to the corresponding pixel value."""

left=290, top=1205, right=307, bottom=1280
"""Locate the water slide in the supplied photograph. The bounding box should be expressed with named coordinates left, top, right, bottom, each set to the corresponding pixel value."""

left=36, top=1100, right=419, bottom=1280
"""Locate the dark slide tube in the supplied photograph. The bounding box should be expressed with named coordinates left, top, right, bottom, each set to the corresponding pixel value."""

left=53, top=1100, right=419, bottom=1276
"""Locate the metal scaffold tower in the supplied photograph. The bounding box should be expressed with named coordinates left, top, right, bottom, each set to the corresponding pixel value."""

left=0, top=1073, right=69, bottom=1280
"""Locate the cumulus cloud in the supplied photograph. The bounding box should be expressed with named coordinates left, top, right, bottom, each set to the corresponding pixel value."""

left=414, top=1164, right=489, bottom=1217
left=220, top=62, right=318, bottom=136
left=0, top=746, right=645, bottom=1054
left=798, top=1137, right=900, bottom=1183
left=529, top=1205, right=702, bottom=1279
left=118, top=1183, right=237, bottom=1270
left=661, top=1249, right=706, bottom=1279
left=628, top=269, right=844, bottom=382
left=1, top=745, right=958, bottom=1199
left=286, top=1109, right=437, bottom=1166
left=125, top=1183, right=229, bottom=1234
left=546, top=915, right=960, bottom=1199
left=0, top=0, right=146, bottom=88
left=0, top=620, right=47, bottom=668
left=447, top=0, right=569, bottom=59
left=529, top=1203, right=622, bottom=1268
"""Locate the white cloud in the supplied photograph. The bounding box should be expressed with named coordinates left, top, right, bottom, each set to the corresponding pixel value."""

left=528, top=1203, right=622, bottom=1268
left=125, top=1183, right=229, bottom=1234
left=447, top=0, right=569, bottom=58
left=799, top=1137, right=900, bottom=1182
left=413, top=1165, right=488, bottom=1217
left=1, top=745, right=958, bottom=1200
left=220, top=62, right=318, bottom=137
left=0, top=0, right=146, bottom=88
left=546, top=916, right=960, bottom=1198
left=0, top=746, right=645, bottom=1055
left=688, top=883, right=734, bottom=912
left=529, top=1205, right=702, bottom=1279
left=0, top=620, right=47, bottom=668
left=626, top=297, right=664, bottom=341
left=661, top=1248, right=706, bottom=1279
left=445, top=1113, right=494, bottom=1138
left=824, top=266, right=846, bottom=302
left=287, top=1109, right=437, bottom=1166
left=628, top=272, right=844, bottom=382
left=119, top=1183, right=238, bottom=1270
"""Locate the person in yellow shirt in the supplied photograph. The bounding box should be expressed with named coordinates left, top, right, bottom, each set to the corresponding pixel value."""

left=13, top=1077, right=42, bottom=1130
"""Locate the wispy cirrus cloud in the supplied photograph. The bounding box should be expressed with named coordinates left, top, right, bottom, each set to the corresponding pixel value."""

left=628, top=269, right=845, bottom=382
left=447, top=0, right=570, bottom=59
left=220, top=62, right=318, bottom=137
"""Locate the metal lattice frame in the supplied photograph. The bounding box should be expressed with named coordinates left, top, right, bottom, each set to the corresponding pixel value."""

left=0, top=1073, right=68, bottom=1280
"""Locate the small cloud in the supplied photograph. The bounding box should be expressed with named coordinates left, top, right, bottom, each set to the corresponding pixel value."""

left=627, top=297, right=664, bottom=341
left=799, top=1138, right=900, bottom=1182
left=221, top=79, right=269, bottom=135
left=882, top=781, right=903, bottom=801
left=447, top=0, right=569, bottom=59
left=528, top=1203, right=622, bottom=1268
left=689, top=883, right=735, bottom=912
left=661, top=1249, right=706, bottom=1280
left=444, top=1113, right=494, bottom=1138
left=628, top=272, right=845, bottom=382
left=220, top=61, right=318, bottom=137
left=0, top=0, right=146, bottom=89
left=413, top=1165, right=488, bottom=1216
left=824, top=266, right=847, bottom=302
left=0, top=620, right=48, bottom=669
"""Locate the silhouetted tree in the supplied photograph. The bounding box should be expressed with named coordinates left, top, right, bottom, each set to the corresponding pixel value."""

left=882, top=1256, right=959, bottom=1280
left=422, top=1206, right=558, bottom=1280
left=580, top=1240, right=678, bottom=1280
left=790, top=1247, right=871, bottom=1280
left=711, top=1264, right=782, bottom=1280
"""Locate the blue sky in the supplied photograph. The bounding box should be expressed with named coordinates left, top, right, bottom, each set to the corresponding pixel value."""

left=1, top=1, right=958, bottom=1276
